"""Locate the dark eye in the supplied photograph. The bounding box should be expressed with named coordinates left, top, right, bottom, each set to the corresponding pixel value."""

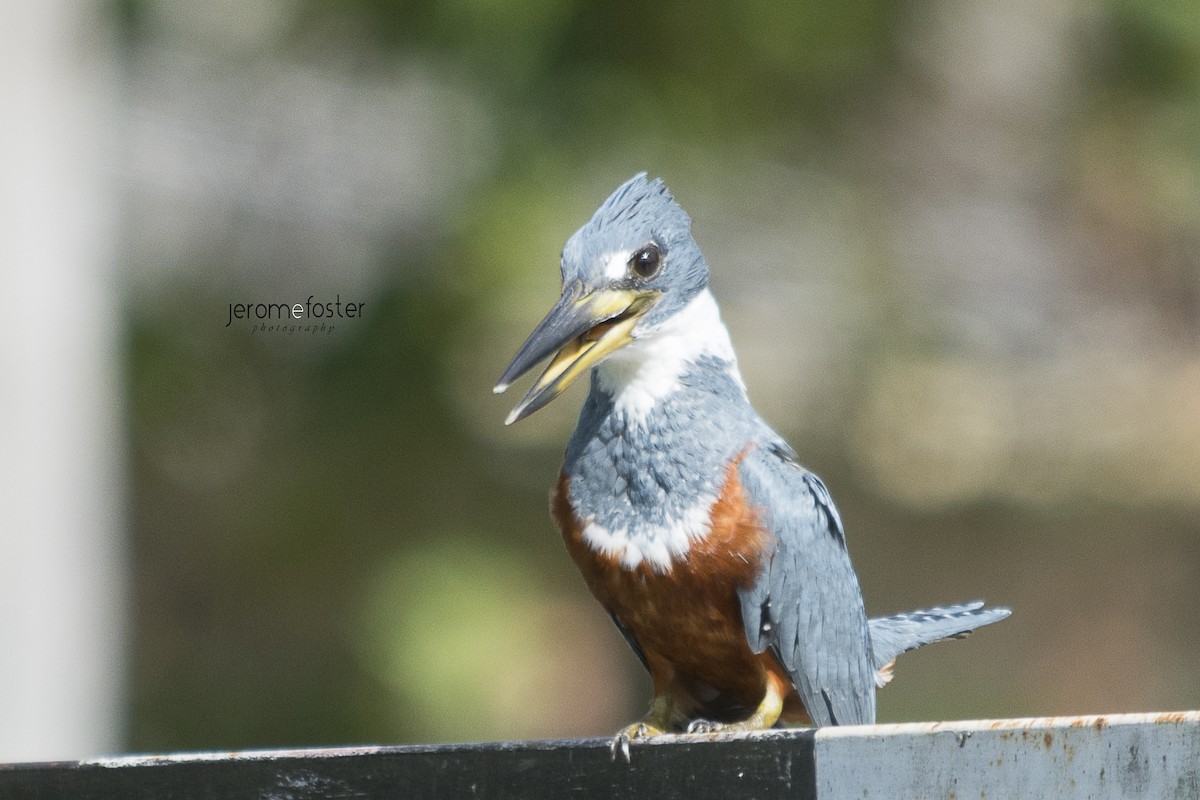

left=629, top=243, right=663, bottom=279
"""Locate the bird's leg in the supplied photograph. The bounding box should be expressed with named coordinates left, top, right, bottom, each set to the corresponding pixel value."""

left=609, top=693, right=686, bottom=761
left=686, top=673, right=787, bottom=734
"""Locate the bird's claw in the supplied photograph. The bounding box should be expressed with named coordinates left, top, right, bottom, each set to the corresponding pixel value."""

left=609, top=732, right=632, bottom=763
left=686, top=718, right=724, bottom=734
left=608, top=722, right=662, bottom=763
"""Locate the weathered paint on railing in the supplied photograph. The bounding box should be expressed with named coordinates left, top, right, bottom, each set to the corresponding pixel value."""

left=814, top=710, right=1200, bottom=798
left=2, top=710, right=1197, bottom=799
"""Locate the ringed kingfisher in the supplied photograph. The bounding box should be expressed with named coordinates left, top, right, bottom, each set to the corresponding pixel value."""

left=494, top=174, right=1010, bottom=751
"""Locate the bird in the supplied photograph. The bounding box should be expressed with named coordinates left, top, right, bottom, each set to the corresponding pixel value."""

left=494, top=173, right=1010, bottom=753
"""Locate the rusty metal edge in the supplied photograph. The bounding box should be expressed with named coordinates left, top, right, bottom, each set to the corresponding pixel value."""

left=813, top=709, right=1200, bottom=741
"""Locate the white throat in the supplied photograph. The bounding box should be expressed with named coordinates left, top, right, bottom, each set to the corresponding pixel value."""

left=595, top=288, right=746, bottom=423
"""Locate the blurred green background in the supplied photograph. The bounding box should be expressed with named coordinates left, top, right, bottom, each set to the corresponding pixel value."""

left=18, top=0, right=1200, bottom=754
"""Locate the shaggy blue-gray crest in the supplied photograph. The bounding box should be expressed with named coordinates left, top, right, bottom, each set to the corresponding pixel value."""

left=496, top=173, right=1009, bottom=755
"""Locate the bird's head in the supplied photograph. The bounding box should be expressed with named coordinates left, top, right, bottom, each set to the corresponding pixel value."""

left=495, top=173, right=709, bottom=424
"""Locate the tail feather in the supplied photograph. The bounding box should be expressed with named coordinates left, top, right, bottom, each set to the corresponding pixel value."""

left=868, top=600, right=1010, bottom=685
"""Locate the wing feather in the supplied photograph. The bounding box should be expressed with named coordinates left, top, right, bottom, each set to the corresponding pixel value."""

left=736, top=444, right=875, bottom=726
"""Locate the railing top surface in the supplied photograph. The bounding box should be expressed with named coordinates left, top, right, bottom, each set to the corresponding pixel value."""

left=4, top=710, right=1199, bottom=799
left=41, top=708, right=1190, bottom=768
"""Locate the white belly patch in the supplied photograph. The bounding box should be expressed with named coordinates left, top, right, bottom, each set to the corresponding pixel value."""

left=579, top=494, right=717, bottom=572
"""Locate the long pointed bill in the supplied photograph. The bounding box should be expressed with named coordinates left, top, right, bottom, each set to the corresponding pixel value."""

left=494, top=287, right=658, bottom=425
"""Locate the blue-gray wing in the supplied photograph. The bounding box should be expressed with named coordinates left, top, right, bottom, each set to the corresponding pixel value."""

left=737, top=443, right=876, bottom=726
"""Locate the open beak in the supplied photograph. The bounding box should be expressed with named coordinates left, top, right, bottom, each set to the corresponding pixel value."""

left=494, top=285, right=659, bottom=425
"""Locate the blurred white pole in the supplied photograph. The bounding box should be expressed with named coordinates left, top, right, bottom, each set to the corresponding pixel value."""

left=0, top=2, right=126, bottom=760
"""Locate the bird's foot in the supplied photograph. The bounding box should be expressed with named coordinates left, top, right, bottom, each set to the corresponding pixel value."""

left=686, top=718, right=728, bottom=734
left=686, top=717, right=764, bottom=734
left=609, top=721, right=664, bottom=763
left=609, top=694, right=683, bottom=762
left=685, top=674, right=788, bottom=735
